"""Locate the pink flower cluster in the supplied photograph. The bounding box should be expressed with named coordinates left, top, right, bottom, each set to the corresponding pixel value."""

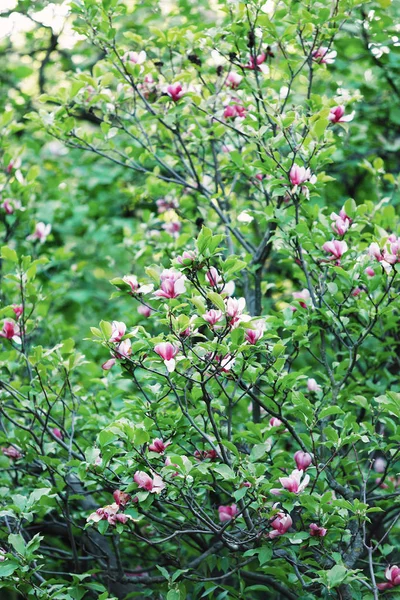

left=2, top=446, right=22, bottom=460
left=330, top=208, right=352, bottom=236
left=223, top=103, right=246, bottom=120
left=0, top=320, right=21, bottom=343
left=134, top=471, right=165, bottom=494
left=369, top=235, right=400, bottom=266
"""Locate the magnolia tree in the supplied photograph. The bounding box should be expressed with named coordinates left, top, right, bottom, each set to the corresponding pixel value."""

left=0, top=0, right=400, bottom=598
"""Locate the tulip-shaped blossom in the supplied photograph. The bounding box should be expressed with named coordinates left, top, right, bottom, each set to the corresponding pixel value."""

left=176, top=250, right=197, bottom=264
left=28, top=222, right=51, bottom=243
left=203, top=309, right=223, bottom=326
left=330, top=208, right=352, bottom=236
left=309, top=523, right=327, bottom=537
left=223, top=103, right=246, bottom=120
left=365, top=266, right=376, bottom=277
left=2, top=198, right=21, bottom=214
left=194, top=448, right=218, bottom=461
left=307, top=378, right=321, bottom=392
left=269, top=417, right=283, bottom=427
left=218, top=354, right=235, bottom=372
left=312, top=46, right=337, bottom=64
left=109, top=321, right=127, bottom=343
left=292, top=289, right=310, bottom=309
left=166, top=83, right=185, bottom=101
left=225, top=71, right=242, bottom=89
left=377, top=566, right=400, bottom=591
left=113, top=490, right=131, bottom=507
left=289, top=164, right=313, bottom=187
left=116, top=339, right=132, bottom=359
left=137, top=304, right=152, bottom=317
left=12, top=305, right=23, bottom=319
left=243, top=52, right=266, bottom=70
left=148, top=438, right=171, bottom=454
left=206, top=267, right=222, bottom=287
left=294, top=451, right=312, bottom=471
left=218, top=504, right=238, bottom=522
left=123, top=275, right=140, bottom=293
left=0, top=320, right=21, bottom=343
left=322, top=240, right=348, bottom=265
left=268, top=511, right=293, bottom=539
left=133, top=471, right=165, bottom=494
left=87, top=502, right=134, bottom=526
left=102, top=357, right=116, bottom=370
left=154, top=269, right=186, bottom=299
left=272, top=469, right=310, bottom=495
left=154, top=342, right=179, bottom=373
left=328, top=105, right=354, bottom=124
left=205, top=267, right=234, bottom=296
left=2, top=446, right=22, bottom=460
left=245, top=320, right=265, bottom=344
left=163, top=221, right=181, bottom=237
left=225, top=297, right=246, bottom=327
left=52, top=428, right=63, bottom=440
left=123, top=50, right=146, bottom=64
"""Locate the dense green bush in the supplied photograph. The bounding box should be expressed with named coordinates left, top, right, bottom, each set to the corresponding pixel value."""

left=0, top=0, right=399, bottom=598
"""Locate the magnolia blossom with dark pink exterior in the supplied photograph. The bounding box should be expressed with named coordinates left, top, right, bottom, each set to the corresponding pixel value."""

left=137, top=304, right=152, bottom=317
left=28, top=222, right=51, bottom=243
left=2, top=198, right=21, bottom=214
left=243, top=52, right=266, bottom=70
left=0, top=320, right=21, bottom=343
left=154, top=342, right=179, bottom=372
left=331, top=208, right=352, bottom=236
left=269, top=417, right=283, bottom=427
left=312, top=46, right=337, bottom=64
left=194, top=448, right=218, bottom=461
left=166, top=83, right=185, bottom=101
left=148, top=438, right=171, bottom=454
left=322, top=240, right=348, bottom=265
left=225, top=71, right=242, bottom=89
left=328, top=105, right=354, bottom=124
left=116, top=339, right=132, bottom=359
left=365, top=266, right=376, bottom=277
left=245, top=320, right=265, bottom=344
left=205, top=267, right=235, bottom=296
left=133, top=471, right=165, bottom=494
left=102, top=357, right=116, bottom=370
left=109, top=321, right=126, bottom=343
left=223, top=103, right=246, bottom=119
left=268, top=510, right=293, bottom=539
left=52, top=428, right=63, bottom=440
left=225, top=297, right=246, bottom=327
left=162, top=221, right=181, bottom=237
left=294, top=451, right=312, bottom=471
left=309, top=523, right=327, bottom=537
left=271, top=469, right=310, bottom=495
left=307, top=378, right=321, bottom=392
left=368, top=235, right=400, bottom=266
left=216, top=354, right=235, bottom=372
left=289, top=164, right=314, bottom=187
left=87, top=502, right=134, bottom=526
left=2, top=446, right=22, bottom=460
left=377, top=565, right=400, bottom=591
left=176, top=250, right=197, bottom=264
left=218, top=504, right=238, bottom=522
left=203, top=309, right=223, bottom=326
left=123, top=50, right=146, bottom=64
left=12, top=304, right=23, bottom=319
left=113, top=490, right=131, bottom=507
left=154, top=269, right=186, bottom=299
left=123, top=275, right=140, bottom=293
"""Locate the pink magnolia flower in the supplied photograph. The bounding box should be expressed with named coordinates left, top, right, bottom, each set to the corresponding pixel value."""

left=294, top=451, right=312, bottom=471
left=322, top=240, right=348, bottom=264
left=373, top=458, right=387, bottom=473
left=87, top=502, right=134, bottom=526
left=12, top=305, right=23, bottom=319
left=218, top=354, right=235, bottom=372
left=205, top=268, right=234, bottom=296
left=133, top=470, right=165, bottom=494
left=0, top=320, right=21, bottom=343
left=154, top=342, right=179, bottom=372
left=309, top=523, right=327, bottom=537
left=109, top=321, right=126, bottom=343
left=52, top=428, right=63, bottom=440
left=245, top=320, right=265, bottom=344
left=28, top=222, right=51, bottom=243
left=269, top=511, right=293, bottom=539
left=225, top=297, right=246, bottom=327
left=116, top=339, right=132, bottom=359
left=312, top=46, right=337, bottom=64
left=269, top=417, right=283, bottom=427
left=272, top=469, right=310, bottom=495
left=156, top=197, right=178, bottom=213
left=292, top=289, right=310, bottom=309
left=223, top=103, right=246, bottom=119
left=377, top=565, right=400, bottom=591
left=2, top=198, right=21, bottom=214
left=123, top=275, right=140, bottom=293
left=162, top=221, right=181, bottom=237
left=113, top=490, right=131, bottom=507
left=225, top=71, right=242, bottom=89
left=218, top=504, right=238, bottom=522
left=176, top=250, right=197, bottom=264
left=289, top=164, right=313, bottom=186
left=206, top=267, right=222, bottom=287
left=365, top=266, right=375, bottom=277
left=331, top=208, right=352, bottom=236
left=351, top=287, right=363, bottom=297
left=194, top=448, right=218, bottom=461
left=307, top=378, right=321, bottom=392
left=164, top=456, right=179, bottom=477
left=148, top=438, right=171, bottom=454
left=203, top=309, right=223, bottom=326
left=123, top=50, right=146, bottom=64
left=328, top=105, right=354, bottom=124
left=167, top=83, right=185, bottom=101
left=154, top=269, right=186, bottom=299
left=137, top=304, right=152, bottom=317
left=102, top=358, right=116, bottom=370
left=243, top=52, right=266, bottom=70
left=2, top=446, right=22, bottom=460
